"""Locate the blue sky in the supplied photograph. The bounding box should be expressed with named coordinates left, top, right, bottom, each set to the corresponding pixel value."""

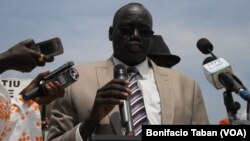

left=1, top=0, right=250, bottom=124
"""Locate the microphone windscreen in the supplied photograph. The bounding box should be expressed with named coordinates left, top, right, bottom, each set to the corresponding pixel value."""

left=203, top=56, right=217, bottom=65
left=197, top=38, right=213, bottom=54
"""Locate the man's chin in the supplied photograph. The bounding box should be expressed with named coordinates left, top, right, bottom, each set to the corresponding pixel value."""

left=122, top=58, right=146, bottom=66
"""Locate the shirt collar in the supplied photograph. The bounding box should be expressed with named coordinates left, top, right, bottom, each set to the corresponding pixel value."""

left=112, top=55, right=151, bottom=79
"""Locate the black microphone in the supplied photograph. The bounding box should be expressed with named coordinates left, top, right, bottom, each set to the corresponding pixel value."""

left=198, top=38, right=250, bottom=102
left=203, top=57, right=250, bottom=101
left=23, top=85, right=46, bottom=100
left=219, top=73, right=250, bottom=102
left=197, top=38, right=217, bottom=58
left=113, top=64, right=133, bottom=135
left=202, top=56, right=233, bottom=89
left=203, top=56, right=217, bottom=65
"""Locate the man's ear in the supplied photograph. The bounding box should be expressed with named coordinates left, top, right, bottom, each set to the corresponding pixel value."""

left=109, top=26, right=113, bottom=41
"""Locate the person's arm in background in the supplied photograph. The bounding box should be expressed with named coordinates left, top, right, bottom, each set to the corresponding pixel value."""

left=0, top=72, right=64, bottom=140
left=0, top=38, right=63, bottom=104
left=0, top=38, right=53, bottom=74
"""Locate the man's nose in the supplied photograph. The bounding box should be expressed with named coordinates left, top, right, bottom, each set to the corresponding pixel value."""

left=132, top=28, right=140, bottom=36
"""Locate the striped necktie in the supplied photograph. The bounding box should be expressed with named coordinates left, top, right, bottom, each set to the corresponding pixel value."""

left=127, top=67, right=148, bottom=136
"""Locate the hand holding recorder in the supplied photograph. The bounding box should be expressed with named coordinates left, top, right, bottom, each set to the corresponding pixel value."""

left=21, top=61, right=79, bottom=103
left=19, top=71, right=64, bottom=105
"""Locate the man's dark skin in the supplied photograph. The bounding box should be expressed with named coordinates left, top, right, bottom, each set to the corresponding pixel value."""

left=0, top=39, right=64, bottom=105
left=80, top=3, right=154, bottom=140
left=0, top=39, right=54, bottom=73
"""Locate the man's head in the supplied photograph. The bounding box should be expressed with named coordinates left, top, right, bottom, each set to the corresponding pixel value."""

left=109, top=3, right=154, bottom=66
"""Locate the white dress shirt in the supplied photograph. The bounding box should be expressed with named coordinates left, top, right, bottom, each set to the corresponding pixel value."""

left=113, top=56, right=161, bottom=124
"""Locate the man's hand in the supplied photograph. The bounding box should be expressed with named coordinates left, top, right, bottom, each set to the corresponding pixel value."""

left=79, top=79, right=131, bottom=140
left=0, top=39, right=54, bottom=73
left=90, top=79, right=131, bottom=123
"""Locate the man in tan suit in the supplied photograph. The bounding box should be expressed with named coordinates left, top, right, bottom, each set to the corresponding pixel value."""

left=47, top=3, right=209, bottom=141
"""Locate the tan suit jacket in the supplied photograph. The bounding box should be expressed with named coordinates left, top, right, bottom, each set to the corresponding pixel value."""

left=47, top=59, right=209, bottom=141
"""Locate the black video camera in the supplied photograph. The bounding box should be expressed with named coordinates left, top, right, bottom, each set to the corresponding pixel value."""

left=22, top=61, right=79, bottom=101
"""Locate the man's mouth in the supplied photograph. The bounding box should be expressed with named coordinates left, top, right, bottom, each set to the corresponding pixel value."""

left=132, top=44, right=140, bottom=49
left=130, top=42, right=142, bottom=52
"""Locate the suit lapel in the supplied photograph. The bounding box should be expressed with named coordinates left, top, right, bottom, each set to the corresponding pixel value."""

left=151, top=61, right=175, bottom=124
left=96, top=61, right=122, bottom=135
